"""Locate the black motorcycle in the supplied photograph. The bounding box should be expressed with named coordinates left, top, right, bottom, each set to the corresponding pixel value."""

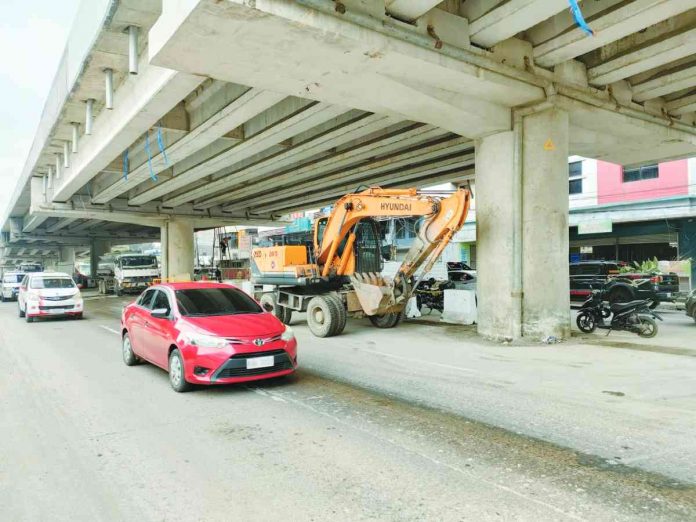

left=576, top=289, right=662, bottom=338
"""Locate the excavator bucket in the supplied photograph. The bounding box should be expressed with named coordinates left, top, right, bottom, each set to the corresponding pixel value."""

left=350, top=272, right=403, bottom=316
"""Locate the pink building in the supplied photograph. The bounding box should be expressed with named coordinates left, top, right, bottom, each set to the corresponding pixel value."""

left=596, top=159, right=690, bottom=204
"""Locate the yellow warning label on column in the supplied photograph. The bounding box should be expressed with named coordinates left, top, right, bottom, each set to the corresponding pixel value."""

left=544, top=139, right=555, bottom=151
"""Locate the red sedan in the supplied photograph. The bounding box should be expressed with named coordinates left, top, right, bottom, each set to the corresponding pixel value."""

left=121, top=282, right=297, bottom=392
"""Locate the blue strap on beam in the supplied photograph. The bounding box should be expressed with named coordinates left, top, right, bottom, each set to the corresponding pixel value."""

left=568, top=0, right=594, bottom=36
left=157, top=122, right=169, bottom=166
left=122, top=148, right=129, bottom=181
left=144, top=130, right=157, bottom=182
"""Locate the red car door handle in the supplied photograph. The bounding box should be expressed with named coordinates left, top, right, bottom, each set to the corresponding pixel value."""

left=144, top=321, right=150, bottom=327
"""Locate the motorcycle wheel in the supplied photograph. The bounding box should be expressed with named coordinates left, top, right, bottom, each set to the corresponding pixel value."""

left=636, top=316, right=658, bottom=338
left=576, top=311, right=597, bottom=333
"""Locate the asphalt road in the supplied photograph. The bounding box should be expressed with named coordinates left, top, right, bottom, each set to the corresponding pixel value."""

left=1, top=296, right=695, bottom=521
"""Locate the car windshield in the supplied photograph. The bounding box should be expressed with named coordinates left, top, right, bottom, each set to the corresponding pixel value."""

left=30, top=277, right=76, bottom=289
left=3, top=274, right=24, bottom=283
left=175, top=288, right=262, bottom=317
left=120, top=256, right=157, bottom=268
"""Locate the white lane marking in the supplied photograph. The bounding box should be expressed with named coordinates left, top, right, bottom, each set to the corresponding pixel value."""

left=357, top=347, right=476, bottom=374
left=252, top=386, right=584, bottom=521
left=99, top=325, right=120, bottom=335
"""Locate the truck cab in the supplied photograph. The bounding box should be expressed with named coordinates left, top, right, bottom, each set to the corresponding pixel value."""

left=113, top=254, right=160, bottom=295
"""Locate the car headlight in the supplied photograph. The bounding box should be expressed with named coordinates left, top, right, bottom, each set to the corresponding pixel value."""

left=27, top=293, right=39, bottom=302
left=280, top=325, right=295, bottom=342
left=71, top=292, right=82, bottom=300
left=182, top=332, right=228, bottom=349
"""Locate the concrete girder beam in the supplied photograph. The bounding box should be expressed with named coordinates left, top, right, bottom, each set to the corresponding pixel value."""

left=203, top=123, right=447, bottom=209
left=224, top=136, right=473, bottom=212
left=533, top=0, right=695, bottom=68
left=632, top=65, right=696, bottom=102
left=149, top=0, right=539, bottom=139
left=588, top=27, right=696, bottom=86
left=11, top=234, right=158, bottom=246
left=168, top=112, right=403, bottom=208
left=666, top=93, right=696, bottom=116
left=30, top=196, right=286, bottom=229
left=134, top=103, right=351, bottom=206
left=46, top=218, right=79, bottom=233
left=255, top=166, right=475, bottom=216
left=555, top=91, right=696, bottom=164
left=52, top=54, right=205, bottom=202
left=468, top=0, right=568, bottom=49
left=385, top=0, right=442, bottom=23
left=22, top=213, right=49, bottom=233
left=92, top=88, right=286, bottom=204
left=67, top=219, right=102, bottom=234
left=3, top=254, right=55, bottom=262
left=250, top=150, right=475, bottom=214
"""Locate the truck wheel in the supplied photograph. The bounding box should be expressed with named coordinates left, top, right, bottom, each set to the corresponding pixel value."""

left=369, top=312, right=402, bottom=329
left=326, top=293, right=347, bottom=336
left=260, top=293, right=287, bottom=323
left=306, top=296, right=337, bottom=338
left=281, top=307, right=293, bottom=325
left=608, top=287, right=631, bottom=304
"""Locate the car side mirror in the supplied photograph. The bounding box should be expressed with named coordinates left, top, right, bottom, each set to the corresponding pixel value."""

left=262, top=302, right=274, bottom=313
left=151, top=308, right=171, bottom=319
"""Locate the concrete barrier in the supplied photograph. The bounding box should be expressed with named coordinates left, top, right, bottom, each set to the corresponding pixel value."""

left=441, top=289, right=477, bottom=325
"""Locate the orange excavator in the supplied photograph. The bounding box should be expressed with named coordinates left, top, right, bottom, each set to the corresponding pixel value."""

left=251, top=187, right=471, bottom=337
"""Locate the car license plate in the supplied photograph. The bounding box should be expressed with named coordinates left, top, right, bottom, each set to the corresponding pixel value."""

left=246, top=356, right=274, bottom=370
left=49, top=308, right=64, bottom=314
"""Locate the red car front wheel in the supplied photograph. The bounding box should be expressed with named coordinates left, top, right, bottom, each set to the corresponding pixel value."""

left=169, top=349, right=192, bottom=393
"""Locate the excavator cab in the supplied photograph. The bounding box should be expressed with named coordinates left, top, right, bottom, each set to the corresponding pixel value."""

left=314, top=216, right=383, bottom=277
left=353, top=219, right=383, bottom=274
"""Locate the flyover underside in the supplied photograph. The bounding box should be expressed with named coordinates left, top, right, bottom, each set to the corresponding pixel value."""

left=7, top=0, right=696, bottom=339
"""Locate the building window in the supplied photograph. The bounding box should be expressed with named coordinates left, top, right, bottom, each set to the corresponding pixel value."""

left=622, top=164, right=658, bottom=183
left=568, top=161, right=582, bottom=194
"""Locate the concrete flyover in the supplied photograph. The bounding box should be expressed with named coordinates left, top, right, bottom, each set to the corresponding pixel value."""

left=3, top=0, right=696, bottom=340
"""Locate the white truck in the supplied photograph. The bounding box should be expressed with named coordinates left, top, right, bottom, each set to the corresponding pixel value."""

left=97, top=254, right=160, bottom=296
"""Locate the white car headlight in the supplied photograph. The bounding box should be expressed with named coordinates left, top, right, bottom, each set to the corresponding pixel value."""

left=27, top=293, right=39, bottom=302
left=280, top=325, right=295, bottom=342
left=182, top=332, right=228, bottom=349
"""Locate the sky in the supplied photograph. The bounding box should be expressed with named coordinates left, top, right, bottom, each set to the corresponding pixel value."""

left=0, top=0, right=80, bottom=216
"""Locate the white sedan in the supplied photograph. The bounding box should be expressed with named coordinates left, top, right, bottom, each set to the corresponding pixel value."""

left=18, top=272, right=84, bottom=322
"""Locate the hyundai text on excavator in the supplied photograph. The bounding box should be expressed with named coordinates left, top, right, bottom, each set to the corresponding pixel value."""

left=251, top=187, right=471, bottom=337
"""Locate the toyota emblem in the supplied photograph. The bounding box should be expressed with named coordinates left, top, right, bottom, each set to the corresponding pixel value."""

left=253, top=338, right=265, bottom=347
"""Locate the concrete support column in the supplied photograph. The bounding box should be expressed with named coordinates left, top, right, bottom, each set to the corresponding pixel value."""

left=90, top=239, right=111, bottom=281
left=476, top=130, right=518, bottom=339
left=59, top=246, right=76, bottom=264
left=161, top=219, right=194, bottom=280
left=476, top=107, right=570, bottom=340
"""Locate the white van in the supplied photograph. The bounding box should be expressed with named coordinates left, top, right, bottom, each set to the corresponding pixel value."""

left=17, top=272, right=84, bottom=322
left=1, top=272, right=25, bottom=302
